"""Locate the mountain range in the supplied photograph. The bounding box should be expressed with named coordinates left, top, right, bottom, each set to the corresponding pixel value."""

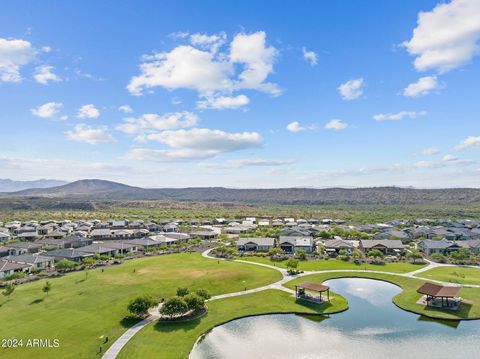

left=0, top=178, right=68, bottom=192
left=2, top=179, right=480, bottom=205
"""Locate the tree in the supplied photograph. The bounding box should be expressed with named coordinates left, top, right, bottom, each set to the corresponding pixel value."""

left=296, top=249, right=307, bottom=260
left=406, top=249, right=423, bottom=263
left=367, top=249, right=384, bottom=258
left=2, top=283, right=15, bottom=300
left=176, top=287, right=190, bottom=297
left=430, top=253, right=447, bottom=263
left=184, top=293, right=205, bottom=312
left=286, top=258, right=299, bottom=270
left=127, top=295, right=156, bottom=318
left=268, top=247, right=283, bottom=257
left=160, top=297, right=188, bottom=319
left=56, top=259, right=77, bottom=271
left=195, top=289, right=211, bottom=300
left=42, top=281, right=52, bottom=296
left=450, top=248, right=471, bottom=261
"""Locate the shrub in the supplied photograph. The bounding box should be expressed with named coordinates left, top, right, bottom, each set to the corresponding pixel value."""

left=195, top=289, right=211, bottom=300
left=430, top=253, right=447, bottom=263
left=160, top=297, right=189, bottom=318
left=56, top=259, right=78, bottom=271
left=128, top=295, right=156, bottom=318
left=3, top=272, right=26, bottom=281
left=184, top=293, right=205, bottom=312
left=296, top=249, right=307, bottom=260
left=367, top=249, right=384, bottom=258
left=176, top=287, right=190, bottom=297
left=286, top=258, right=299, bottom=270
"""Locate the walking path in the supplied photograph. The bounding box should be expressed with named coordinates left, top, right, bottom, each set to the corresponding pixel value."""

left=104, top=249, right=479, bottom=358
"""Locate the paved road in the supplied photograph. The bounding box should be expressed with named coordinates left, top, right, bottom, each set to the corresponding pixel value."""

left=104, top=249, right=479, bottom=358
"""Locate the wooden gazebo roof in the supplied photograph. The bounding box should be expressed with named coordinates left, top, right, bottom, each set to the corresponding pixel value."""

left=296, top=282, right=330, bottom=292
left=417, top=283, right=461, bottom=298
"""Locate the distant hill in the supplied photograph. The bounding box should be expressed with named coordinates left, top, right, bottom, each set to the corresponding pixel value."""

left=0, top=178, right=68, bottom=192
left=4, top=179, right=480, bottom=205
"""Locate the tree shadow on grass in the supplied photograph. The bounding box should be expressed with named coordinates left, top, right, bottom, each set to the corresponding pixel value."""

left=30, top=298, right=44, bottom=305
left=120, top=316, right=142, bottom=328
left=153, top=316, right=203, bottom=333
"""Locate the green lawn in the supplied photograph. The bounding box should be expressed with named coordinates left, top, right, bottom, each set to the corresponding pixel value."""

left=239, top=256, right=426, bottom=273
left=118, top=289, right=347, bottom=359
left=0, top=253, right=281, bottom=359
left=415, top=266, right=480, bottom=286
left=284, top=272, right=480, bottom=320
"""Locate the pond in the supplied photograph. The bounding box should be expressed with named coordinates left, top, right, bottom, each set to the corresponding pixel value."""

left=190, top=278, right=480, bottom=359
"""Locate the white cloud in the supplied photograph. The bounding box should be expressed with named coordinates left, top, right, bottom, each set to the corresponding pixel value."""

left=414, top=160, right=434, bottom=169
left=127, top=31, right=280, bottom=97
left=302, top=47, right=318, bottom=66
left=66, top=124, right=116, bottom=144
left=0, top=37, right=36, bottom=82
left=325, top=119, right=348, bottom=130
left=196, top=94, right=249, bottom=110
left=286, top=121, right=306, bottom=133
left=373, top=110, right=427, bottom=121
left=76, top=104, right=100, bottom=119
left=125, top=128, right=262, bottom=162
left=422, top=147, right=440, bottom=156
left=338, top=78, right=364, bottom=100
left=33, top=65, right=61, bottom=85
left=118, top=105, right=133, bottom=113
left=403, top=76, right=441, bottom=97
left=189, top=32, right=226, bottom=53
left=31, top=102, right=63, bottom=118
left=442, top=154, right=458, bottom=162
left=403, top=0, right=480, bottom=73
left=455, top=136, right=480, bottom=150
left=202, top=158, right=296, bottom=169
left=116, top=111, right=198, bottom=134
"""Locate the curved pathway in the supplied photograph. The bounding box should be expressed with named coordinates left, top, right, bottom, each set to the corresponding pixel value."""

left=104, top=249, right=479, bottom=358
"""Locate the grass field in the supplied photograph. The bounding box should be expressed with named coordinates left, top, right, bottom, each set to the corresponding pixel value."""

left=284, top=272, right=480, bottom=320
left=415, top=266, right=480, bottom=286
left=117, top=289, right=348, bottom=359
left=0, top=253, right=281, bottom=359
left=240, top=256, right=426, bottom=273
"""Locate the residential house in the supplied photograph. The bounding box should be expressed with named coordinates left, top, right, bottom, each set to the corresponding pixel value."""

left=279, top=236, right=315, bottom=253
left=0, top=259, right=30, bottom=278
left=236, top=237, right=275, bottom=252
left=77, top=244, right=119, bottom=257
left=101, top=242, right=137, bottom=254
left=46, top=248, right=94, bottom=262
left=90, top=228, right=112, bottom=240
left=6, top=253, right=55, bottom=270
left=359, top=240, right=405, bottom=255
left=323, top=239, right=354, bottom=255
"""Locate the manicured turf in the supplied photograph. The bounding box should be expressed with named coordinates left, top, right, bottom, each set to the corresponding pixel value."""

left=284, top=272, right=480, bottom=320
left=415, top=266, right=480, bottom=286
left=0, top=253, right=282, bottom=359
left=117, top=289, right=348, bottom=359
left=240, top=256, right=426, bottom=273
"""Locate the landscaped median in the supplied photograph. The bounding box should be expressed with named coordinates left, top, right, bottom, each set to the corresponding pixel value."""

left=283, top=272, right=480, bottom=320
left=239, top=256, right=427, bottom=273
left=117, top=289, right=348, bottom=359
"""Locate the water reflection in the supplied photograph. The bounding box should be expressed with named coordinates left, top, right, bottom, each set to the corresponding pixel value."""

left=191, top=278, right=480, bottom=359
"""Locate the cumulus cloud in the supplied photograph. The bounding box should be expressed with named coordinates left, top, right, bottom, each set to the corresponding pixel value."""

left=338, top=78, right=364, bottom=100
left=422, top=147, right=440, bottom=156
left=196, top=94, right=249, bottom=110
left=116, top=111, right=198, bottom=135
left=201, top=158, right=296, bottom=169
left=125, top=128, right=262, bottom=161
left=0, top=37, right=36, bottom=82
left=31, top=102, right=63, bottom=118
left=455, top=136, right=480, bottom=150
left=302, top=47, right=318, bottom=66
left=118, top=105, right=133, bottom=113
left=33, top=65, right=61, bottom=85
left=66, top=124, right=116, bottom=144
left=127, top=31, right=280, bottom=98
left=189, top=32, right=226, bottom=53
left=325, top=119, right=348, bottom=130
left=403, top=0, right=480, bottom=73
left=76, top=104, right=100, bottom=119
left=373, top=110, right=427, bottom=121
left=286, top=121, right=306, bottom=133
left=403, top=76, right=441, bottom=97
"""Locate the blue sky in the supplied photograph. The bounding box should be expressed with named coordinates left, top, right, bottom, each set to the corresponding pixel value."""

left=1, top=0, right=479, bottom=188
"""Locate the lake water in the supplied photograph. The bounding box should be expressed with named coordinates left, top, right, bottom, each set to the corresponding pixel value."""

left=190, top=278, right=480, bottom=359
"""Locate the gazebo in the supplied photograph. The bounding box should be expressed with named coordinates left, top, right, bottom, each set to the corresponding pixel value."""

left=295, top=282, right=330, bottom=302
left=417, top=283, right=461, bottom=308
